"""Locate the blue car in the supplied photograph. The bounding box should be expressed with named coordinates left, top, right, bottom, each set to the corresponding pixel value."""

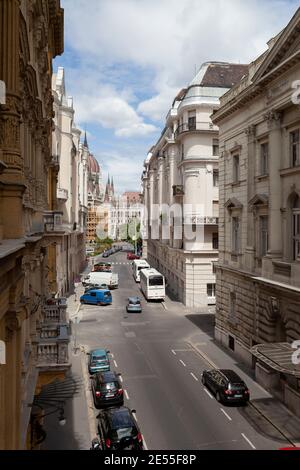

left=88, top=349, right=110, bottom=374
left=80, top=289, right=112, bottom=306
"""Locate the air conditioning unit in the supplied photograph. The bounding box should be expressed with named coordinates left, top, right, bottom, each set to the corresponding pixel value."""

left=173, top=185, right=184, bottom=196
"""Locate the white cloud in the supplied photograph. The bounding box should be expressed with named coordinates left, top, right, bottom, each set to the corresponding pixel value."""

left=62, top=0, right=298, bottom=124
left=97, top=150, right=143, bottom=194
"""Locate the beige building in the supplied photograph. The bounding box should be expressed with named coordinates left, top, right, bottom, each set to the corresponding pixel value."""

left=0, top=0, right=70, bottom=449
left=142, top=63, right=247, bottom=307
left=52, top=67, right=88, bottom=295
left=212, top=9, right=300, bottom=416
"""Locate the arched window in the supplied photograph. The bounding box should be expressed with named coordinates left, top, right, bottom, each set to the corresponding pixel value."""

left=292, top=194, right=300, bottom=261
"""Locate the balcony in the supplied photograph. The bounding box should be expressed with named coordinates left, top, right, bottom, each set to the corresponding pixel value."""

left=42, top=298, right=67, bottom=324
left=173, top=185, right=185, bottom=197
left=57, top=188, right=69, bottom=201
left=44, top=211, right=64, bottom=233
left=175, top=121, right=218, bottom=139
left=37, top=323, right=70, bottom=371
left=49, top=154, right=60, bottom=169
left=185, top=215, right=219, bottom=225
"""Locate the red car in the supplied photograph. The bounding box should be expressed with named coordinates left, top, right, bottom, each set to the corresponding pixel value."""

left=127, top=253, right=140, bottom=260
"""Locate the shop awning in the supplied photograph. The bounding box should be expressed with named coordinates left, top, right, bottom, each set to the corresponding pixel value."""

left=251, top=342, right=300, bottom=378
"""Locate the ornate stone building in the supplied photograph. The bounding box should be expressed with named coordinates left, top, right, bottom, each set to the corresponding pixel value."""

left=0, top=0, right=65, bottom=449
left=86, top=150, right=104, bottom=245
left=52, top=67, right=88, bottom=295
left=212, top=9, right=300, bottom=415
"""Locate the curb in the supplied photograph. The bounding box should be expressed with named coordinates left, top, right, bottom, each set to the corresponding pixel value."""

left=188, top=340, right=299, bottom=448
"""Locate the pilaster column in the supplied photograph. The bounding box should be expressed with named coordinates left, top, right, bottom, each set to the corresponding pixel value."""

left=0, top=0, right=26, bottom=240
left=0, top=0, right=22, bottom=175
left=245, top=125, right=256, bottom=270
left=157, top=156, right=164, bottom=206
left=266, top=111, right=283, bottom=257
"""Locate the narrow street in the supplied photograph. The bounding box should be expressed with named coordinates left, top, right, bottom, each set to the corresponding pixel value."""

left=44, top=252, right=294, bottom=450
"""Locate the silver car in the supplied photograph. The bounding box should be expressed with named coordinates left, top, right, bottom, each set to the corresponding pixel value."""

left=126, top=297, right=142, bottom=313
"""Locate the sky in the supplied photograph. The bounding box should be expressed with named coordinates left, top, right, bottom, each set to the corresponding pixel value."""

left=54, top=0, right=299, bottom=194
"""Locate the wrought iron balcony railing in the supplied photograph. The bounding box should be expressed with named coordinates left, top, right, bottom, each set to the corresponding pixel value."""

left=175, top=121, right=218, bottom=138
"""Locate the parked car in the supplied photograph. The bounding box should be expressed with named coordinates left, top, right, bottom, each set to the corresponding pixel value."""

left=91, top=371, right=124, bottom=408
left=102, top=251, right=109, bottom=258
left=127, top=253, right=140, bottom=260
left=202, top=369, right=250, bottom=405
left=80, top=289, right=112, bottom=306
left=97, top=406, right=144, bottom=450
left=126, top=297, right=142, bottom=313
left=88, top=349, right=110, bottom=374
left=84, top=284, right=109, bottom=293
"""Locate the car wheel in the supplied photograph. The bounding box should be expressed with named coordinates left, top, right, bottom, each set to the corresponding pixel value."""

left=216, top=391, right=222, bottom=403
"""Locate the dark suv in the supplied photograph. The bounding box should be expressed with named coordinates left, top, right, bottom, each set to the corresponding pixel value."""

left=91, top=371, right=124, bottom=408
left=202, top=369, right=250, bottom=405
left=97, top=406, right=144, bottom=450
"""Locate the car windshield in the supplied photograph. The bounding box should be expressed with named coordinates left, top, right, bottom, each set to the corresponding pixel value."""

left=104, top=292, right=111, bottom=298
left=101, top=382, right=117, bottom=391
left=92, top=355, right=106, bottom=362
left=129, top=299, right=140, bottom=305
left=229, top=383, right=245, bottom=390
left=111, top=427, right=137, bottom=441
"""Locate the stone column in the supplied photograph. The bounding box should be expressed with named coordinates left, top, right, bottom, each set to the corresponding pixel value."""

left=0, top=0, right=26, bottom=239
left=266, top=111, right=282, bottom=258
left=245, top=124, right=256, bottom=271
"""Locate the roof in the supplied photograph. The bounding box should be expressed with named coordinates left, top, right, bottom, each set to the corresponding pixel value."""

left=190, top=62, right=249, bottom=88
left=220, top=370, right=244, bottom=382
left=251, top=343, right=300, bottom=378
left=88, top=153, right=100, bottom=174
left=99, top=371, right=118, bottom=381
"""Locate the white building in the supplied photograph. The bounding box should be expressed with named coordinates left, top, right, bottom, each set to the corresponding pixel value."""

left=52, top=67, right=88, bottom=295
left=109, top=192, right=143, bottom=241
left=142, top=62, right=248, bottom=307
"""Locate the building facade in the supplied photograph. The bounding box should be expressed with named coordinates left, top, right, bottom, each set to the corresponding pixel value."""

left=142, top=63, right=247, bottom=307
left=52, top=67, right=88, bottom=296
left=86, top=152, right=104, bottom=245
left=0, top=0, right=67, bottom=449
left=212, top=9, right=300, bottom=415
left=109, top=191, right=143, bottom=241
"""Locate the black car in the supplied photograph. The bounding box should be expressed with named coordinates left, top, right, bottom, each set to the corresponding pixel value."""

left=97, top=406, right=143, bottom=450
left=202, top=369, right=250, bottom=405
left=91, top=371, right=124, bottom=408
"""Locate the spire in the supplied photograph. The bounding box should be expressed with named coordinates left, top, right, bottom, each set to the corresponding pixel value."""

left=111, top=176, right=114, bottom=194
left=84, top=131, right=88, bottom=148
left=108, top=174, right=110, bottom=186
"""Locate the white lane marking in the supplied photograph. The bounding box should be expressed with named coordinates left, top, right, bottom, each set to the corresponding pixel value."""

left=241, top=433, right=256, bottom=450
left=124, top=390, right=129, bottom=400
left=119, top=375, right=123, bottom=383
left=142, top=435, right=148, bottom=450
left=171, top=350, right=177, bottom=356
left=204, top=388, right=213, bottom=399
left=191, top=373, right=199, bottom=382
left=220, top=408, right=232, bottom=421
left=113, top=360, right=118, bottom=368
left=110, top=353, right=114, bottom=359
left=179, top=360, right=186, bottom=367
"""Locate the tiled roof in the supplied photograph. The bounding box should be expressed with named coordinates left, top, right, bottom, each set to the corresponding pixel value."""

left=200, top=63, right=249, bottom=88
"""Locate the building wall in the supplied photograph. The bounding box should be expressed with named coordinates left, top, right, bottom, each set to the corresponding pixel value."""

left=0, top=0, right=64, bottom=448
left=212, top=13, right=300, bottom=414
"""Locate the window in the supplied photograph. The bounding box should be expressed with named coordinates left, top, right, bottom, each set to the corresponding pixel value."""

left=292, top=196, right=300, bottom=261
left=290, top=130, right=300, bottom=167
left=181, top=144, right=184, bottom=160
left=212, top=261, right=217, bottom=274
left=233, top=155, right=240, bottom=183
left=207, top=284, right=216, bottom=297
left=213, top=170, right=219, bottom=187
left=232, top=217, right=240, bottom=253
left=213, top=139, right=219, bottom=157
left=212, top=233, right=219, bottom=249
left=259, top=216, right=268, bottom=257
left=260, top=142, right=269, bottom=175
left=230, top=292, right=236, bottom=319
left=188, top=110, right=196, bottom=130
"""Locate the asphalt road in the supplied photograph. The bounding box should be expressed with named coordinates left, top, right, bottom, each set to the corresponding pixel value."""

left=46, top=251, right=290, bottom=450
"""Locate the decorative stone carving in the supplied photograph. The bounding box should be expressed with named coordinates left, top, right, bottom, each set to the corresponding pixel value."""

left=5, top=311, right=22, bottom=342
